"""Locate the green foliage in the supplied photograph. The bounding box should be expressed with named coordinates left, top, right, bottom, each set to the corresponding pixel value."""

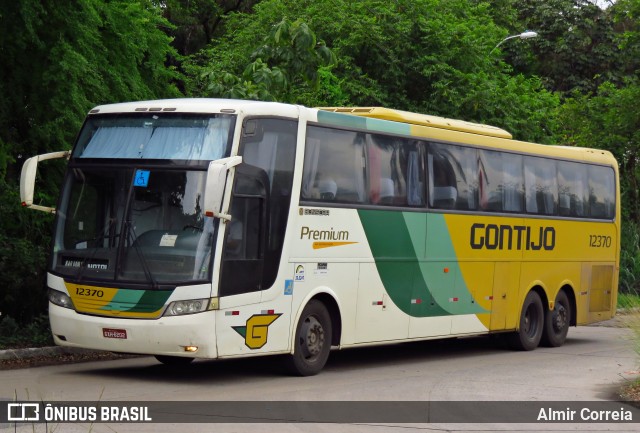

left=0, top=0, right=183, bottom=327
left=507, top=0, right=625, bottom=94
left=1, top=0, right=640, bottom=331
left=557, top=82, right=640, bottom=221
left=197, top=17, right=337, bottom=102
left=186, top=0, right=558, bottom=142
left=158, top=0, right=260, bottom=56
left=617, top=292, right=640, bottom=309
left=0, top=315, right=53, bottom=349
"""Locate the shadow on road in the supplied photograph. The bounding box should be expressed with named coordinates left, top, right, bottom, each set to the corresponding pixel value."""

left=67, top=332, right=600, bottom=384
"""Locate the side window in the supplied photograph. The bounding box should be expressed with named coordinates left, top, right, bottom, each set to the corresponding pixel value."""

left=224, top=196, right=261, bottom=261
left=366, top=135, right=425, bottom=207
left=219, top=118, right=297, bottom=296
left=301, top=126, right=366, bottom=204
left=588, top=165, right=615, bottom=219
left=558, top=161, right=588, bottom=217
left=429, top=144, right=459, bottom=210
left=476, top=150, right=524, bottom=212
left=219, top=168, right=267, bottom=297
left=428, top=143, right=479, bottom=211
left=525, top=156, right=557, bottom=215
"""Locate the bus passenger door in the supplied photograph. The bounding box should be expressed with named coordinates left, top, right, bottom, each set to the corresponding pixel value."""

left=215, top=117, right=298, bottom=357
left=215, top=166, right=269, bottom=357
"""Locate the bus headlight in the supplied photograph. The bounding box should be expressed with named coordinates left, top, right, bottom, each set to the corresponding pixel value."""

left=164, top=299, right=210, bottom=317
left=48, top=289, right=74, bottom=310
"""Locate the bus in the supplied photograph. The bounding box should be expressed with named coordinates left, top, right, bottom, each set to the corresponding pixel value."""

left=20, top=99, right=620, bottom=376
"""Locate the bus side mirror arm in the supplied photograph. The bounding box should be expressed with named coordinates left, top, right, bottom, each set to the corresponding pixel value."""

left=204, top=156, right=243, bottom=221
left=20, top=150, right=71, bottom=214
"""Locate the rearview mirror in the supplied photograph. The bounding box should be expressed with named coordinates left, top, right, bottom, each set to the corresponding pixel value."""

left=203, top=156, right=242, bottom=220
left=20, top=150, right=70, bottom=213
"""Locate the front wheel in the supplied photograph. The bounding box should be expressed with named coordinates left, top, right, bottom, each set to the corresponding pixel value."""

left=285, top=300, right=332, bottom=376
left=507, top=290, right=544, bottom=351
left=541, top=290, right=571, bottom=347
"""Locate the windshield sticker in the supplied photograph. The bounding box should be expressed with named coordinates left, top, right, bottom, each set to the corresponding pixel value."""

left=134, top=170, right=150, bottom=187
left=159, top=234, right=178, bottom=247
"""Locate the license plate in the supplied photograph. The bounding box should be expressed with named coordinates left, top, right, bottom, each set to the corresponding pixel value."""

left=103, top=328, right=127, bottom=339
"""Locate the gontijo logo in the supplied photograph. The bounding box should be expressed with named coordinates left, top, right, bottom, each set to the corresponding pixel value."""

left=470, top=223, right=556, bottom=251
left=233, top=314, right=281, bottom=349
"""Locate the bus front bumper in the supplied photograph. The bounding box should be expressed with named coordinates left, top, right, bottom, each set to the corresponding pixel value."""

left=49, top=303, right=218, bottom=359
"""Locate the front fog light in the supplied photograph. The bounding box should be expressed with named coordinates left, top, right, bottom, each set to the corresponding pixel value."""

left=48, top=289, right=74, bottom=310
left=164, top=299, right=209, bottom=317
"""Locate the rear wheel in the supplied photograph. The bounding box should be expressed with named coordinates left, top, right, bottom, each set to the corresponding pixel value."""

left=541, top=290, right=571, bottom=347
left=155, top=355, right=195, bottom=366
left=285, top=300, right=332, bottom=376
left=507, top=290, right=544, bottom=351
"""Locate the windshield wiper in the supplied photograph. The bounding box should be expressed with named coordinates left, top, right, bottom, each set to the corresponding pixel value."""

left=76, top=218, right=116, bottom=284
left=123, top=221, right=159, bottom=290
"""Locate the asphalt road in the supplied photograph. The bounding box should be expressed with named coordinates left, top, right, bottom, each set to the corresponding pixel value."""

left=1, top=324, right=638, bottom=433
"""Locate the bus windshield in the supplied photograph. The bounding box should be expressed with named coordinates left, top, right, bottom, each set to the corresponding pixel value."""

left=53, top=168, right=217, bottom=285
left=73, top=114, right=234, bottom=160
left=52, top=113, right=236, bottom=285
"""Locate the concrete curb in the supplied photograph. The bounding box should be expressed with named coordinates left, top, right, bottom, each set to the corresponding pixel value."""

left=0, top=346, right=101, bottom=361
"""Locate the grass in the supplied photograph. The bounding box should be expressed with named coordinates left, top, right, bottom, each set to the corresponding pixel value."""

left=618, top=293, right=640, bottom=310
left=616, top=293, right=640, bottom=402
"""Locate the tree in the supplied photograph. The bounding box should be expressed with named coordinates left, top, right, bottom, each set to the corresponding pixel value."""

left=185, top=0, right=559, bottom=142
left=502, top=0, right=625, bottom=94
left=0, top=0, right=181, bottom=323
left=158, top=0, right=260, bottom=56
left=197, top=18, right=337, bottom=102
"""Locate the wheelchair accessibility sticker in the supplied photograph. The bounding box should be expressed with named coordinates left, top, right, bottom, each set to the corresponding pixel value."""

left=134, top=170, right=150, bottom=187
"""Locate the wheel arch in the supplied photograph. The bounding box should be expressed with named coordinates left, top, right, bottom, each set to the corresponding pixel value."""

left=291, top=289, right=343, bottom=350
left=524, top=284, right=548, bottom=329
left=558, top=284, right=577, bottom=327
left=310, top=292, right=342, bottom=347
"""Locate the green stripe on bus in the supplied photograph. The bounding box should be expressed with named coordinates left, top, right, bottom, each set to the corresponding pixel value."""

left=358, top=210, right=486, bottom=317
left=100, top=288, right=172, bottom=312
left=317, top=110, right=367, bottom=129
left=317, top=110, right=411, bottom=135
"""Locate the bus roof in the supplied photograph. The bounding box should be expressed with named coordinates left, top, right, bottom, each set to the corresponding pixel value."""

left=87, top=98, right=300, bottom=118
left=318, top=107, right=513, bottom=140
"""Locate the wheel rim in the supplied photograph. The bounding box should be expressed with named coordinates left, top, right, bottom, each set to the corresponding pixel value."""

left=299, top=315, right=325, bottom=360
left=552, top=303, right=568, bottom=333
left=523, top=303, right=539, bottom=338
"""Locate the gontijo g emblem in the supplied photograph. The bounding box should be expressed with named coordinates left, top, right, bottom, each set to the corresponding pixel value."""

left=233, top=314, right=281, bottom=349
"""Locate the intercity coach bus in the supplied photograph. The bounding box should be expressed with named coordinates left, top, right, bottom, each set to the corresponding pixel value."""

left=20, top=99, right=619, bottom=375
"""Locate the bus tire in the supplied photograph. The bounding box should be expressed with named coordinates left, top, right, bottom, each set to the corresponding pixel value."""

left=286, top=300, right=332, bottom=376
left=507, top=290, right=544, bottom=351
left=541, top=290, right=571, bottom=347
left=155, top=355, right=195, bottom=366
